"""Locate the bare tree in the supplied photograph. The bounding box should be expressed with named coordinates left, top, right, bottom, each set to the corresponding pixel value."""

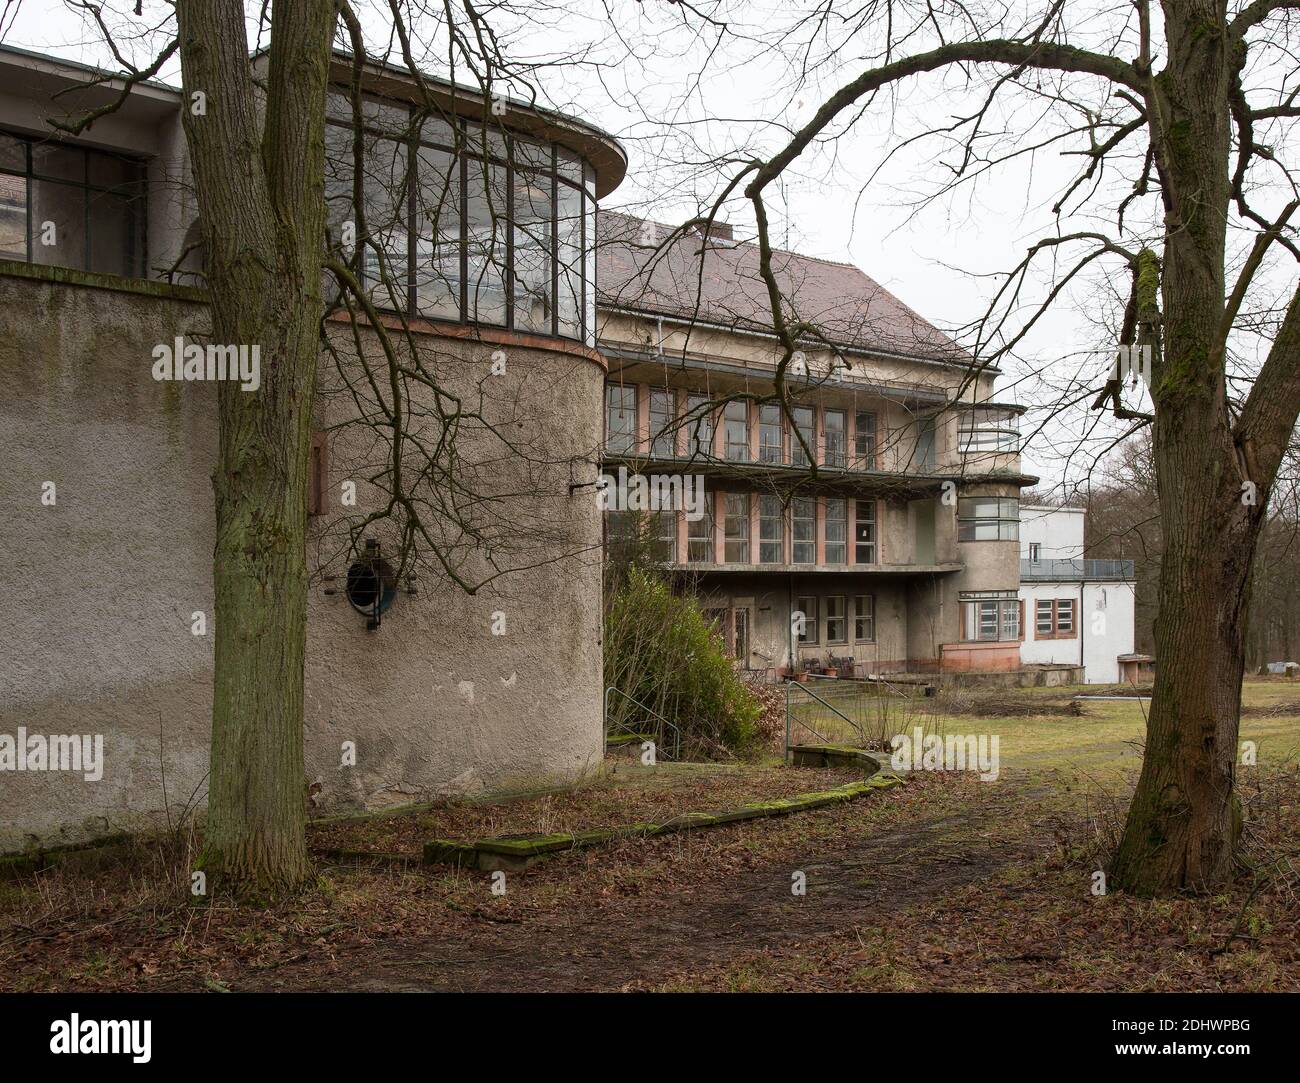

left=43, top=0, right=602, bottom=896
left=623, top=0, right=1300, bottom=894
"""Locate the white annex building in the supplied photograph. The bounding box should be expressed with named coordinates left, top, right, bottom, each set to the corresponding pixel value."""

left=1017, top=506, right=1136, bottom=684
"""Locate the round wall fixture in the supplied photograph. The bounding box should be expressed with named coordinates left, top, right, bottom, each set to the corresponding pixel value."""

left=345, top=557, right=397, bottom=618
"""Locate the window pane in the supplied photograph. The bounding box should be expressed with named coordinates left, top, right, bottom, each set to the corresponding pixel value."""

left=854, top=411, right=877, bottom=464
left=87, top=149, right=139, bottom=191
left=723, top=493, right=750, bottom=563
left=826, top=596, right=846, bottom=643
left=825, top=498, right=846, bottom=564
left=792, top=496, right=816, bottom=563
left=0, top=172, right=25, bottom=260
left=687, top=499, right=714, bottom=562
left=467, top=156, right=507, bottom=325
left=414, top=145, right=460, bottom=320
left=824, top=410, right=846, bottom=467
left=583, top=188, right=596, bottom=347
left=759, top=403, right=784, bottom=463
left=512, top=166, right=551, bottom=332
left=854, top=499, right=876, bottom=564
left=916, top=417, right=936, bottom=470
left=31, top=142, right=82, bottom=182
left=1001, top=600, right=1020, bottom=640
left=0, top=132, right=24, bottom=172
left=796, top=596, right=817, bottom=643
left=29, top=178, right=85, bottom=270
left=649, top=389, right=675, bottom=456
left=86, top=189, right=143, bottom=277
left=411, top=110, right=456, bottom=148
left=360, top=135, right=409, bottom=309
left=791, top=406, right=815, bottom=466
left=979, top=600, right=998, bottom=640
left=854, top=595, right=875, bottom=641
left=686, top=394, right=714, bottom=457
left=759, top=494, right=784, bottom=563
left=724, top=400, right=749, bottom=461
left=556, top=180, right=581, bottom=338
left=605, top=384, right=636, bottom=452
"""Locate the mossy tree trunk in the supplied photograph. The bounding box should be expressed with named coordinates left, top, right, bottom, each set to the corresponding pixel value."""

left=1110, top=0, right=1300, bottom=893
left=177, top=0, right=336, bottom=897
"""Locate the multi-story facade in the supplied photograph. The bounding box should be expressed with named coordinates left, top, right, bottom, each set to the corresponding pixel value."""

left=1018, top=505, right=1136, bottom=684
left=0, top=45, right=624, bottom=850
left=595, top=214, right=1036, bottom=677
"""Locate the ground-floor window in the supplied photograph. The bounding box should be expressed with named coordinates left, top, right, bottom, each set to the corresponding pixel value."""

left=854, top=594, right=875, bottom=642
left=795, top=595, right=818, bottom=643
left=961, top=590, right=1020, bottom=641
left=825, top=595, right=847, bottom=643
left=1035, top=597, right=1076, bottom=638
left=703, top=605, right=752, bottom=663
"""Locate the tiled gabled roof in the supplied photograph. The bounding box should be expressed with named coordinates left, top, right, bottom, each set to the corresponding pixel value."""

left=596, top=211, right=971, bottom=366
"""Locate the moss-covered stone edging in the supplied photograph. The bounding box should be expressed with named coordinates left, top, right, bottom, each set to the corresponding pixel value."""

left=788, top=744, right=884, bottom=772
left=423, top=774, right=903, bottom=872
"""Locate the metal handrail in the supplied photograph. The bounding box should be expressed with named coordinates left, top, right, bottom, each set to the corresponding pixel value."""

left=784, top=680, right=867, bottom=762
left=604, top=686, right=683, bottom=762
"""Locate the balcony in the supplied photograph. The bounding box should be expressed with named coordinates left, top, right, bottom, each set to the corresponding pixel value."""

left=665, top=560, right=963, bottom=576
left=1020, top=558, right=1135, bottom=581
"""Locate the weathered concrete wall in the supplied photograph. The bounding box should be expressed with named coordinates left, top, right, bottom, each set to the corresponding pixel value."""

left=0, top=267, right=605, bottom=852
left=686, top=572, right=912, bottom=673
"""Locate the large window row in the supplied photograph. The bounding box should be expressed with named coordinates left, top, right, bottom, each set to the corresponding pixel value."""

left=0, top=129, right=146, bottom=278
left=795, top=594, right=876, bottom=645
left=958, top=407, right=1020, bottom=454
left=605, top=384, right=882, bottom=470
left=325, top=91, right=597, bottom=344
left=605, top=492, right=881, bottom=566
left=957, top=497, right=1019, bottom=542
left=960, top=590, right=1021, bottom=642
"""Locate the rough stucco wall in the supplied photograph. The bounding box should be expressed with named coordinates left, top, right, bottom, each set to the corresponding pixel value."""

left=303, top=322, right=606, bottom=810
left=0, top=271, right=605, bottom=852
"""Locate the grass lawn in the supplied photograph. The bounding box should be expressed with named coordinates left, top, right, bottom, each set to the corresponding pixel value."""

left=1, top=678, right=1297, bottom=992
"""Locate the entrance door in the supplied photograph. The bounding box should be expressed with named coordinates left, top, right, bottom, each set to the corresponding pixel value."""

left=732, top=607, right=751, bottom=668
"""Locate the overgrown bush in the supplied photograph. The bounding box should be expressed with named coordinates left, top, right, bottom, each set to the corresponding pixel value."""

left=603, top=565, right=761, bottom=760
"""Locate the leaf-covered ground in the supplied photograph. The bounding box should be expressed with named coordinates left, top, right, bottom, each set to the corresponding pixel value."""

left=2, top=680, right=1297, bottom=992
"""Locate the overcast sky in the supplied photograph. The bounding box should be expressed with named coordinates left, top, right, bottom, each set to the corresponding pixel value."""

left=13, top=0, right=1288, bottom=494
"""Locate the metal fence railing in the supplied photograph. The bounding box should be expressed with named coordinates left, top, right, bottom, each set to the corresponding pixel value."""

left=603, top=686, right=683, bottom=762
left=784, top=678, right=918, bottom=761
left=1020, top=558, right=1134, bottom=581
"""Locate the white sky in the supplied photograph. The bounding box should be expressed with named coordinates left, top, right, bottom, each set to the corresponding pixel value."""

left=7, top=0, right=1292, bottom=495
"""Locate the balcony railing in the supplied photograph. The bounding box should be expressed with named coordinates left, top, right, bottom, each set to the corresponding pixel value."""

left=1020, top=558, right=1134, bottom=581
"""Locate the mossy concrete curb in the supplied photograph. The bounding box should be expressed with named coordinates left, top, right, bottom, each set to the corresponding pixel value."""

left=789, top=745, right=884, bottom=772
left=423, top=773, right=904, bottom=872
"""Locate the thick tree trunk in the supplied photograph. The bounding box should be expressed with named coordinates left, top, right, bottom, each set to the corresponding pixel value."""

left=1111, top=1, right=1252, bottom=894
left=178, top=0, right=335, bottom=897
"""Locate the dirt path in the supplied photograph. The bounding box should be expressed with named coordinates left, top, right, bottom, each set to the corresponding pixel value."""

left=236, top=783, right=1044, bottom=991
